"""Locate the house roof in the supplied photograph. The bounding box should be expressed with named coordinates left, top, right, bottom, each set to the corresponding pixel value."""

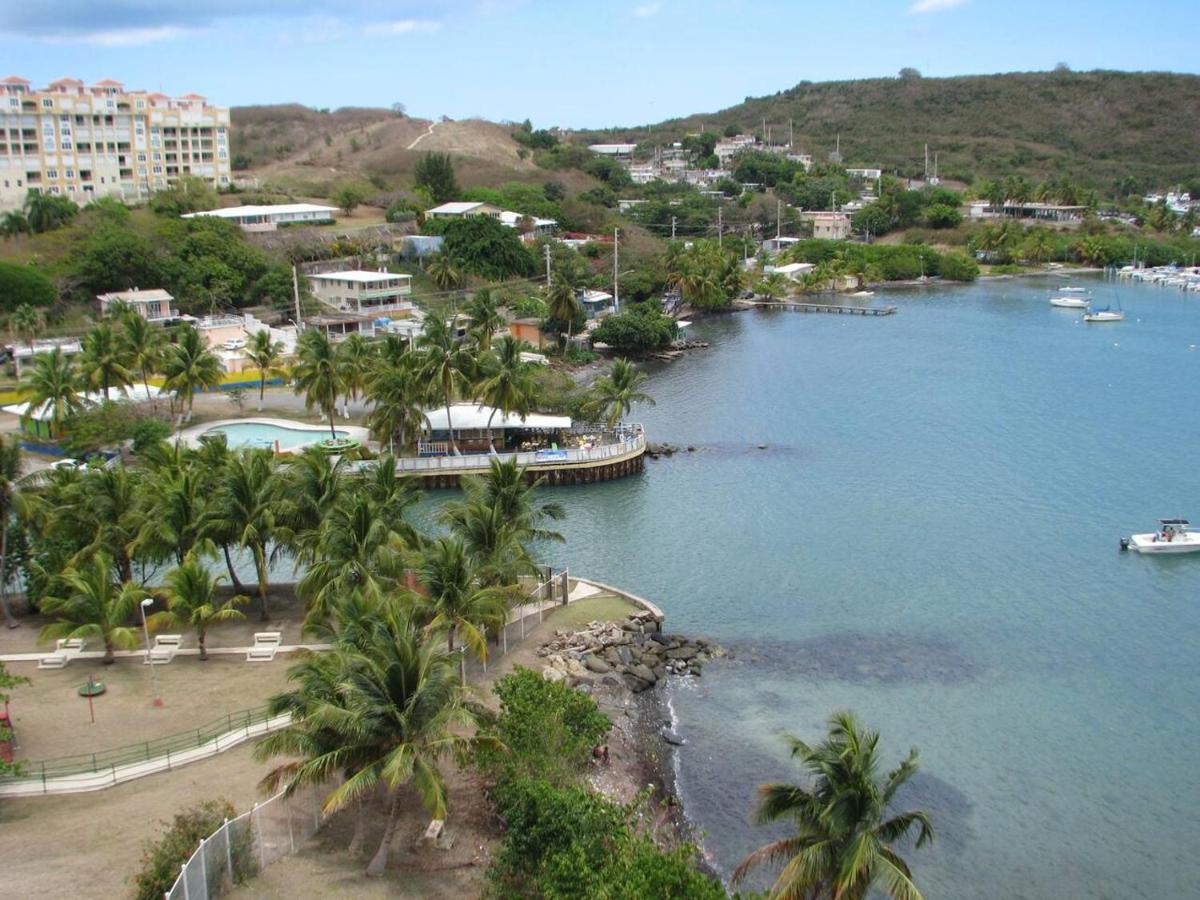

left=498, top=210, right=557, bottom=229
left=182, top=203, right=338, bottom=220
left=93, top=79, right=124, bottom=87
left=97, top=288, right=175, bottom=304
left=426, top=201, right=488, bottom=215
left=310, top=270, right=413, bottom=284
left=48, top=78, right=83, bottom=86
left=423, top=404, right=571, bottom=432
left=1, top=76, right=30, bottom=85
left=177, top=93, right=206, bottom=100
left=3, top=384, right=164, bottom=421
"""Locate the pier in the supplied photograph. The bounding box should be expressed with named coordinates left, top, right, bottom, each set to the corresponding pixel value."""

left=736, top=299, right=896, bottom=316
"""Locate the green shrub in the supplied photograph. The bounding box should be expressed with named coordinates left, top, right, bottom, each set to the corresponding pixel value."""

left=591, top=308, right=677, bottom=353
left=131, top=418, right=173, bottom=453
left=132, top=799, right=254, bottom=900
left=0, top=262, right=56, bottom=311
left=939, top=250, right=981, bottom=281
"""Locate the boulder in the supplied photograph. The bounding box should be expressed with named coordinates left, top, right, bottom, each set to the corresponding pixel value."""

left=623, top=673, right=652, bottom=693
left=660, top=729, right=687, bottom=746
left=584, top=655, right=611, bottom=674
left=666, top=645, right=699, bottom=660
left=628, top=663, right=657, bottom=685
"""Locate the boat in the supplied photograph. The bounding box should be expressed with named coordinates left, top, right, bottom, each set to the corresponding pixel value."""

left=1121, top=519, right=1200, bottom=554
left=1083, top=308, right=1124, bottom=322
left=1060, top=286, right=1089, bottom=293
left=1050, top=296, right=1089, bottom=308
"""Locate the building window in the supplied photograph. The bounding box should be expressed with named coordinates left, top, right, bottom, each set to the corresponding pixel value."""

left=136, top=152, right=145, bottom=162
left=46, top=168, right=57, bottom=178
left=152, top=165, right=162, bottom=174
left=61, top=141, right=72, bottom=150
left=65, top=168, right=74, bottom=178
left=135, top=100, right=144, bottom=108
left=41, top=99, right=53, bottom=108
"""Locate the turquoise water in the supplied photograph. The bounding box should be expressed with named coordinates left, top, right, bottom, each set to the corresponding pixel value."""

left=515, top=275, right=1200, bottom=899
left=204, top=422, right=346, bottom=450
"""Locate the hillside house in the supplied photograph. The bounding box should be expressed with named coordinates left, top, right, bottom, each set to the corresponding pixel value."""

left=308, top=269, right=415, bottom=316
left=425, top=201, right=502, bottom=219
left=182, top=203, right=337, bottom=231
left=97, top=288, right=177, bottom=322
left=802, top=212, right=851, bottom=240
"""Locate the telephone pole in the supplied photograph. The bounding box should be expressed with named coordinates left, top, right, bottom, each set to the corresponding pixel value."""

left=291, top=264, right=303, bottom=328
left=776, top=199, right=782, bottom=240
left=612, top=227, right=620, bottom=313
left=670, top=216, right=676, bottom=239
left=717, top=206, right=723, bottom=248
left=544, top=243, right=552, bottom=286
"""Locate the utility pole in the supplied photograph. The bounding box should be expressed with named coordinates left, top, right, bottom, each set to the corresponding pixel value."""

left=789, top=119, right=794, bottom=149
left=544, top=243, right=552, bottom=286
left=776, top=199, right=782, bottom=240
left=717, top=206, right=722, bottom=248
left=613, top=227, right=620, bottom=313
left=291, top=264, right=303, bottom=328
left=670, top=215, right=676, bottom=240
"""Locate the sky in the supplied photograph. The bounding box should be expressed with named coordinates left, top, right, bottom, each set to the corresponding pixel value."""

left=0, top=1, right=1195, bottom=129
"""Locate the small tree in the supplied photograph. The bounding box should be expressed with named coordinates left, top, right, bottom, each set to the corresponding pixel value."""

left=132, top=800, right=246, bottom=900
left=414, top=152, right=460, bottom=203
left=332, top=182, right=368, bottom=215
left=39, top=554, right=147, bottom=665
left=150, top=555, right=245, bottom=661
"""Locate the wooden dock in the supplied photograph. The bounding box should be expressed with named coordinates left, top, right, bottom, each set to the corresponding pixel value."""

left=775, top=301, right=896, bottom=316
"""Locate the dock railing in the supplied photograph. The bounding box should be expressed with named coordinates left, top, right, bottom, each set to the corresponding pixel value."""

left=401, top=425, right=644, bottom=474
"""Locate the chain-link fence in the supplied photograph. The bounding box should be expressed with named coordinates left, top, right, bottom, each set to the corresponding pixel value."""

left=462, top=568, right=570, bottom=678
left=165, top=777, right=338, bottom=900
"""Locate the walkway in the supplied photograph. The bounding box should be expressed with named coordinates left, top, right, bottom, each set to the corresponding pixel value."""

left=406, top=120, right=439, bottom=150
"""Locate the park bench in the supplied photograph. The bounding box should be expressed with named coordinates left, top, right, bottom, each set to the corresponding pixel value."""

left=39, top=638, right=88, bottom=669
left=246, top=632, right=282, bottom=662
left=145, top=634, right=183, bottom=665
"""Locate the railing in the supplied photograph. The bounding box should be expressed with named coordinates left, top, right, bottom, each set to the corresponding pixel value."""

left=462, top=568, right=570, bottom=677
left=400, top=426, right=645, bottom=474
left=0, top=705, right=278, bottom=794
left=165, top=777, right=338, bottom=900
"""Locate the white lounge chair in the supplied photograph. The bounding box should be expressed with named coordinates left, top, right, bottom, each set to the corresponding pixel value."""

left=55, top=638, right=87, bottom=653
left=246, top=632, right=282, bottom=662
left=145, top=634, right=183, bottom=665
left=37, top=653, right=69, bottom=669
left=40, top=637, right=88, bottom=669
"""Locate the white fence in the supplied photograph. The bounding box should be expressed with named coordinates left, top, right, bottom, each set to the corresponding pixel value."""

left=400, top=426, right=645, bottom=474
left=165, top=778, right=338, bottom=900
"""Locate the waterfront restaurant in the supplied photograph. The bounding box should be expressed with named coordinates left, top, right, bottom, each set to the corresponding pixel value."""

left=418, top=404, right=572, bottom=456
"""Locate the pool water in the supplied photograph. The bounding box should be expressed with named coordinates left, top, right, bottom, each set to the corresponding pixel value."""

left=203, top=422, right=346, bottom=450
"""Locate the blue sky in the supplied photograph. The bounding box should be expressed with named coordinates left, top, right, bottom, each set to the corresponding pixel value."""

left=0, top=1, right=1194, bottom=128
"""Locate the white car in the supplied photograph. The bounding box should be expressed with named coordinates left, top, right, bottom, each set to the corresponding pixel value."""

left=50, top=458, right=85, bottom=472
left=223, top=337, right=247, bottom=351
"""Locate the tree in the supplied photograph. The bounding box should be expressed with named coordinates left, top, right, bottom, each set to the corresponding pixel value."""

left=545, top=279, right=583, bottom=339
left=0, top=437, right=23, bottom=628
left=9, top=303, right=42, bottom=350
left=583, top=359, right=655, bottom=430
left=415, top=537, right=512, bottom=683
left=118, top=311, right=168, bottom=411
left=40, top=554, right=147, bottom=664
left=213, top=450, right=278, bottom=621
left=439, top=216, right=536, bottom=281
left=23, top=190, right=77, bottom=233
left=476, top=336, right=537, bottom=438
left=366, top=357, right=427, bottom=454
left=79, top=322, right=133, bottom=401
left=21, top=346, right=82, bottom=437
left=414, top=152, right=459, bottom=203
left=246, top=329, right=285, bottom=412
left=0, top=262, right=56, bottom=312
left=425, top=252, right=463, bottom=291
left=0, top=210, right=29, bottom=239
left=151, top=554, right=245, bottom=660
left=937, top=251, right=979, bottom=282
left=292, top=329, right=343, bottom=439
left=465, top=289, right=504, bottom=351
left=73, top=224, right=161, bottom=295
left=590, top=307, right=678, bottom=352
left=257, top=612, right=484, bottom=876
left=1021, top=228, right=1057, bottom=263
left=755, top=272, right=791, bottom=302
left=458, top=456, right=564, bottom=547
left=924, top=203, right=962, bottom=229
left=335, top=333, right=372, bottom=419
left=734, top=711, right=933, bottom=900
left=417, top=317, right=475, bottom=453
left=898, top=67, right=922, bottom=80
left=161, top=324, right=223, bottom=423
left=332, top=182, right=368, bottom=215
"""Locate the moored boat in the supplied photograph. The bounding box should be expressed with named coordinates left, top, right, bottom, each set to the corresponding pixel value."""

left=1083, top=307, right=1123, bottom=322
left=1122, top=519, right=1200, bottom=554
left=1050, top=296, right=1089, bottom=308
left=1060, top=286, right=1089, bottom=293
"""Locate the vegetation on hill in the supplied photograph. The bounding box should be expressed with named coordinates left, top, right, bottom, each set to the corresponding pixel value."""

left=581, top=70, right=1200, bottom=193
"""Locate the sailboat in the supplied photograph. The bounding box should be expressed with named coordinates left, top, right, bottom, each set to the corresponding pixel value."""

left=1083, top=285, right=1124, bottom=322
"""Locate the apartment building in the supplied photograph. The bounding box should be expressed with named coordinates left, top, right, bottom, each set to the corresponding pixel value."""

left=0, top=76, right=231, bottom=211
left=308, top=269, right=415, bottom=316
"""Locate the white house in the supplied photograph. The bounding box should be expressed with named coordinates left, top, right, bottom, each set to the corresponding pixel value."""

left=182, top=203, right=338, bottom=231
left=578, top=289, right=614, bottom=319
left=425, top=201, right=502, bottom=219
left=97, top=288, right=178, bottom=322
left=308, top=270, right=415, bottom=316
left=765, top=262, right=815, bottom=282
left=498, top=209, right=557, bottom=237
left=587, top=144, right=636, bottom=160
left=762, top=236, right=801, bottom=255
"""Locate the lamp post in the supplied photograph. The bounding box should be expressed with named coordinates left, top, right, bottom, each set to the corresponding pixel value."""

left=140, top=597, right=162, bottom=707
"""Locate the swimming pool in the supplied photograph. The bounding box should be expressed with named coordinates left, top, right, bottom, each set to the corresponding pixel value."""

left=201, top=421, right=348, bottom=451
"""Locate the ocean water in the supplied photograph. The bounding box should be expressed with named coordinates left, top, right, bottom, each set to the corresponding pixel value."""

left=526, top=275, right=1200, bottom=899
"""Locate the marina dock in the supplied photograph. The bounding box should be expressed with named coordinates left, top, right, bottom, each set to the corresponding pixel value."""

left=737, top=299, right=897, bottom=316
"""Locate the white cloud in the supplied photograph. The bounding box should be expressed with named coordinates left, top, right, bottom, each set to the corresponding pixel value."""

left=633, top=3, right=661, bottom=18
left=908, top=0, right=966, bottom=13
left=362, top=18, right=442, bottom=36
left=43, top=25, right=189, bottom=46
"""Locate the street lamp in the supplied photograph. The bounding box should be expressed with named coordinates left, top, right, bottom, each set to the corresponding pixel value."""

left=140, top=597, right=162, bottom=707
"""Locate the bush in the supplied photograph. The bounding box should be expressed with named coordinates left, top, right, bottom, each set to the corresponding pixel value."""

left=939, top=250, right=980, bottom=281
left=591, top=308, right=677, bottom=353
left=439, top=215, right=536, bottom=280
left=132, top=799, right=254, bottom=900
left=924, top=203, right=963, bottom=229
left=132, top=418, right=173, bottom=453
left=0, top=262, right=55, bottom=311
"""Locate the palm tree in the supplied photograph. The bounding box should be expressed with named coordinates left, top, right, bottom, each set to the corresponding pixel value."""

left=24, top=190, right=75, bottom=233
left=545, top=279, right=581, bottom=340
left=756, top=272, right=790, bottom=302
left=161, top=324, right=222, bottom=424
left=292, top=329, right=343, bottom=439
left=460, top=456, right=564, bottom=544
left=366, top=359, right=427, bottom=455
left=245, top=330, right=285, bottom=412
left=415, top=536, right=512, bottom=684
left=133, top=468, right=208, bottom=566
left=733, top=711, right=934, bottom=900
left=426, top=252, right=463, bottom=291
left=39, top=554, right=146, bottom=664
left=0, top=437, right=23, bottom=628
left=476, top=336, right=536, bottom=442
left=417, top=317, right=474, bottom=454
left=212, top=450, right=278, bottom=621
left=9, top=304, right=42, bottom=350
left=117, top=311, right=167, bottom=411
left=584, top=358, right=655, bottom=430
left=465, top=289, right=504, bottom=351
left=335, top=332, right=372, bottom=419
left=21, top=346, right=81, bottom=437
left=75, top=465, right=142, bottom=584
left=151, top=554, right=245, bottom=660
left=190, top=435, right=247, bottom=591
left=257, top=613, right=483, bottom=877
left=443, top=497, right=535, bottom=586
left=0, top=210, right=29, bottom=239
left=79, top=321, right=133, bottom=401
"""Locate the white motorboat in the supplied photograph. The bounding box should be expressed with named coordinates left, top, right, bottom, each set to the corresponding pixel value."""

left=1083, top=307, right=1124, bottom=322
left=1050, top=296, right=1089, bottom=308
left=1122, top=519, right=1200, bottom=554
left=1060, top=286, right=1089, bottom=293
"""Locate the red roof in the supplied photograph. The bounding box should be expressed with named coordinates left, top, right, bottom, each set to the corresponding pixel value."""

left=147, top=92, right=170, bottom=100
left=93, top=79, right=124, bottom=87
left=177, top=93, right=206, bottom=100
left=48, top=77, right=83, bottom=86
left=1, top=76, right=30, bottom=85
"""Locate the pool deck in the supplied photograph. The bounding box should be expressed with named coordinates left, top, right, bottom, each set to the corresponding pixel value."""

left=177, top=417, right=372, bottom=451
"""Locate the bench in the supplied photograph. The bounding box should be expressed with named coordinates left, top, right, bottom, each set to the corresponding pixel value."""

left=37, top=654, right=69, bottom=669
left=145, top=634, right=183, bottom=665
left=40, top=637, right=88, bottom=669
left=246, top=632, right=282, bottom=662
left=55, top=638, right=87, bottom=653
left=420, top=819, right=445, bottom=847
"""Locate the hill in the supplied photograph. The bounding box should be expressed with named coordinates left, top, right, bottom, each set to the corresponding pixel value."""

left=230, top=104, right=596, bottom=197
left=580, top=70, right=1200, bottom=192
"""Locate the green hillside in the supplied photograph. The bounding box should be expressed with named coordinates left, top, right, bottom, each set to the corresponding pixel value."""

left=583, top=70, right=1200, bottom=193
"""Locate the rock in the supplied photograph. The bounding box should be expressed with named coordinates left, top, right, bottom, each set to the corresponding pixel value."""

left=617, top=646, right=632, bottom=664
left=649, top=632, right=670, bottom=645
left=653, top=665, right=666, bottom=680
left=584, top=655, right=611, bottom=674
left=660, top=729, right=687, bottom=746
left=758, top=444, right=768, bottom=450
left=623, top=673, right=652, bottom=693
left=686, top=446, right=696, bottom=452
left=666, top=645, right=699, bottom=660
left=543, top=667, right=566, bottom=683
left=628, top=663, right=657, bottom=685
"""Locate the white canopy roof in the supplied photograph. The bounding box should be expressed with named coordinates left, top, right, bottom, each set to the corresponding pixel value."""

left=423, top=403, right=570, bottom=432
left=3, top=384, right=165, bottom=421
left=183, top=203, right=337, bottom=220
